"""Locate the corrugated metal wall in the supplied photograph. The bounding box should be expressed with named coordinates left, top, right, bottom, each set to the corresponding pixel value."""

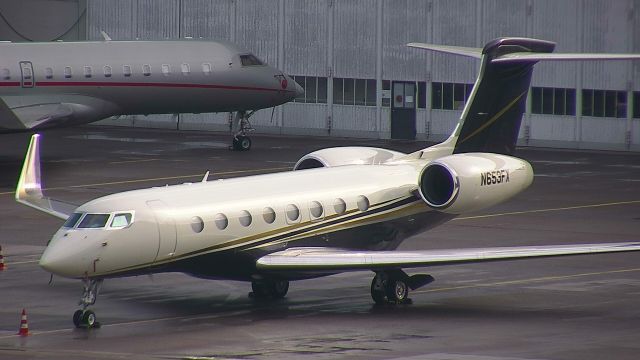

left=87, top=0, right=640, bottom=151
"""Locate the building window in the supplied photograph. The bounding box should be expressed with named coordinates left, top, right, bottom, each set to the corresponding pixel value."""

left=123, top=65, right=132, bottom=77
left=582, top=89, right=626, bottom=118
left=333, top=77, right=376, bottom=106
left=142, top=64, right=151, bottom=76
left=634, top=92, right=640, bottom=119
left=382, top=80, right=391, bottom=107
left=103, top=65, right=112, bottom=78
left=83, top=66, right=92, bottom=78
left=417, top=81, right=427, bottom=109
left=44, top=67, right=53, bottom=79
left=64, top=66, right=72, bottom=78
left=432, top=82, right=473, bottom=110
left=293, top=76, right=328, bottom=104
left=531, top=87, right=576, bottom=116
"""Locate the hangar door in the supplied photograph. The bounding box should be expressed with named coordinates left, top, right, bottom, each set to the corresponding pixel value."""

left=390, top=81, right=416, bottom=140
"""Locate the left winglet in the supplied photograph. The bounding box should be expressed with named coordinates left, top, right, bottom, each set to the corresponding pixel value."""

left=15, top=134, right=75, bottom=220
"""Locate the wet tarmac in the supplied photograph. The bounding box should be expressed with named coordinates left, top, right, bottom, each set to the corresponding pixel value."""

left=0, top=126, right=639, bottom=360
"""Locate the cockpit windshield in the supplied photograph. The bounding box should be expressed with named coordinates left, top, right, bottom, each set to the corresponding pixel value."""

left=240, top=54, right=264, bottom=66
left=63, top=212, right=83, bottom=228
left=78, top=214, right=110, bottom=229
left=110, top=213, right=133, bottom=228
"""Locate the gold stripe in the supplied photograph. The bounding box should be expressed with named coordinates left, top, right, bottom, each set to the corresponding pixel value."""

left=457, top=90, right=527, bottom=146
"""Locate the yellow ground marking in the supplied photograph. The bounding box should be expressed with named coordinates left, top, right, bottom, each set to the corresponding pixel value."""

left=0, top=166, right=290, bottom=196
left=454, top=199, right=640, bottom=221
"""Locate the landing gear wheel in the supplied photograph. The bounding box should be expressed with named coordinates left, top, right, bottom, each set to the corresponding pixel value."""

left=235, top=136, right=251, bottom=151
left=73, top=310, right=83, bottom=328
left=268, top=280, right=289, bottom=299
left=81, top=310, right=97, bottom=328
left=370, top=274, right=387, bottom=305
left=386, top=279, right=409, bottom=304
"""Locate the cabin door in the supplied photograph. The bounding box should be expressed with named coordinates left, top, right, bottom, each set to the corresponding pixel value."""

left=390, top=81, right=416, bottom=140
left=19, top=61, right=34, bottom=88
left=146, top=200, right=177, bottom=262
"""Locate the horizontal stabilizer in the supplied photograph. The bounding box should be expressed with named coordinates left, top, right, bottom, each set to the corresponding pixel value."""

left=257, top=243, right=640, bottom=273
left=406, top=42, right=482, bottom=58
left=15, top=134, right=75, bottom=220
left=493, top=52, right=640, bottom=63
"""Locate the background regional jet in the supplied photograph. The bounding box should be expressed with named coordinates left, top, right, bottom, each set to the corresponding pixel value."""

left=0, top=35, right=303, bottom=150
left=16, top=37, right=640, bottom=329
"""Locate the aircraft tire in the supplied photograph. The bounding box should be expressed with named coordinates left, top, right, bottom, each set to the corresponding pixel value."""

left=268, top=280, right=289, bottom=299
left=73, top=310, right=83, bottom=328
left=238, top=136, right=251, bottom=151
left=251, top=280, right=269, bottom=298
left=81, top=310, right=97, bottom=328
left=385, top=279, right=409, bottom=304
left=370, top=275, right=387, bottom=304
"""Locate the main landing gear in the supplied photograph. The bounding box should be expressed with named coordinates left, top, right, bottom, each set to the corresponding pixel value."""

left=370, top=270, right=434, bottom=305
left=249, top=279, right=290, bottom=300
left=73, top=278, right=103, bottom=328
left=231, top=110, right=256, bottom=151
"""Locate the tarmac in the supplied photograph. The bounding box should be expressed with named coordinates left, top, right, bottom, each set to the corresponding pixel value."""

left=0, top=126, right=639, bottom=360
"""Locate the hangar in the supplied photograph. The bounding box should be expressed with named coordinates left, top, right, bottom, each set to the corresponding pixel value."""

left=1, top=0, right=638, bottom=151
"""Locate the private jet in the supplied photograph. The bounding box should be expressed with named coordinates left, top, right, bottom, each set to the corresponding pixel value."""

left=0, top=34, right=303, bottom=150
left=16, top=37, right=640, bottom=328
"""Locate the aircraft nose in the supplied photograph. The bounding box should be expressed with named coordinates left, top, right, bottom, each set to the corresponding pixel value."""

left=39, top=233, right=91, bottom=278
left=39, top=244, right=69, bottom=276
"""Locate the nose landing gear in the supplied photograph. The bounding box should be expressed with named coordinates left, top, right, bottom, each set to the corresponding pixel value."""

left=73, top=278, right=103, bottom=328
left=249, top=279, right=290, bottom=300
left=231, top=110, right=256, bottom=151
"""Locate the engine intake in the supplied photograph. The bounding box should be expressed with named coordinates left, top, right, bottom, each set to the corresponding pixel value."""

left=418, top=153, right=533, bottom=214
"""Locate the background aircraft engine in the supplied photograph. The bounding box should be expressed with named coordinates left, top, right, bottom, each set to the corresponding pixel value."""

left=294, top=147, right=406, bottom=170
left=418, top=153, right=534, bottom=214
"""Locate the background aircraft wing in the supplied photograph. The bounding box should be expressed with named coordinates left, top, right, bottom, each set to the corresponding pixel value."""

left=256, top=243, right=640, bottom=274
left=15, top=134, right=75, bottom=220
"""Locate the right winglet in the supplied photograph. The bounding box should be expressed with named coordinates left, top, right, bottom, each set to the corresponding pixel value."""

left=15, top=134, right=75, bottom=220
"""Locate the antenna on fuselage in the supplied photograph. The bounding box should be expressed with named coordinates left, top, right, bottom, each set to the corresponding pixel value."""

left=201, top=170, right=210, bottom=183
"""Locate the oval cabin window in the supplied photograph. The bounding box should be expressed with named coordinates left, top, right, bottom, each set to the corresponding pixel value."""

left=239, top=210, right=252, bottom=227
left=333, top=198, right=346, bottom=215
left=309, top=201, right=323, bottom=219
left=286, top=204, right=300, bottom=222
left=262, top=207, right=276, bottom=224
left=357, top=195, right=370, bottom=211
left=191, top=216, right=204, bottom=233
left=214, top=213, right=228, bottom=230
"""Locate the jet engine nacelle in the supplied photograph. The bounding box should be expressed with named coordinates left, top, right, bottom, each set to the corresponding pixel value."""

left=418, top=153, right=533, bottom=214
left=294, top=147, right=406, bottom=170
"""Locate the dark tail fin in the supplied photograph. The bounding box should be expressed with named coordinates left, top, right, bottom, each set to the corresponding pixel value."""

left=409, top=38, right=555, bottom=156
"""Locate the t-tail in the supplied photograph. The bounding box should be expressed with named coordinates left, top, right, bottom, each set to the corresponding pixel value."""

left=408, top=37, right=640, bottom=157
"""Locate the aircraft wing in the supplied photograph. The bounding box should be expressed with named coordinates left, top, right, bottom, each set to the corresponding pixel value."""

left=15, top=134, right=75, bottom=220
left=0, top=95, right=119, bottom=130
left=256, top=243, right=640, bottom=274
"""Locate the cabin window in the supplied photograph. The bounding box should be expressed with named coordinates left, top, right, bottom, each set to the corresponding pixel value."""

left=161, top=64, right=171, bottom=76
left=1, top=68, right=10, bottom=80
left=262, top=207, right=276, bottom=224
left=181, top=63, right=190, bottom=75
left=77, top=214, right=110, bottom=229
left=123, top=65, right=132, bottom=77
left=202, top=63, right=212, bottom=75
left=333, top=198, right=346, bottom=215
left=84, top=66, right=92, bottom=78
left=110, top=213, right=132, bottom=228
left=214, top=213, right=228, bottom=230
left=190, top=216, right=204, bottom=233
left=286, top=204, right=300, bottom=222
left=239, top=210, right=252, bottom=227
left=357, top=195, right=370, bottom=211
left=240, top=54, right=264, bottom=66
left=63, top=212, right=83, bottom=228
left=103, top=65, right=112, bottom=78
left=44, top=67, right=53, bottom=79
left=64, top=66, right=72, bottom=78
left=309, top=201, right=324, bottom=220
left=142, top=64, right=151, bottom=76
